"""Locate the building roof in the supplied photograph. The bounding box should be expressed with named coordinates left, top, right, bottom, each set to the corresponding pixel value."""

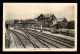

left=25, top=19, right=44, bottom=24
left=39, top=14, right=55, bottom=18
left=37, top=13, right=56, bottom=22
left=43, top=14, right=51, bottom=17
left=57, top=18, right=66, bottom=22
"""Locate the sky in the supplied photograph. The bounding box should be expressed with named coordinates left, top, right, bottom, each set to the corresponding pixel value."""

left=3, top=3, right=77, bottom=21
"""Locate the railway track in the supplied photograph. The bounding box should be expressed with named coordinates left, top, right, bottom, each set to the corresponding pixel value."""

left=10, top=30, right=26, bottom=48
left=19, top=29, right=57, bottom=48
left=26, top=33, right=49, bottom=48
left=15, top=28, right=52, bottom=48
left=11, top=28, right=74, bottom=48
left=26, top=31, right=71, bottom=48
left=27, top=32, right=59, bottom=48
left=24, top=29, right=74, bottom=48
left=34, top=30, right=74, bottom=46
left=10, top=30, right=39, bottom=48
left=10, top=29, right=51, bottom=48
left=18, top=28, right=58, bottom=48
left=11, top=28, right=58, bottom=48
left=20, top=29, right=68, bottom=48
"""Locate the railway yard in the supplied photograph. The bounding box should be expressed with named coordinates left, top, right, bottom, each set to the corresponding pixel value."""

left=5, top=27, right=74, bottom=48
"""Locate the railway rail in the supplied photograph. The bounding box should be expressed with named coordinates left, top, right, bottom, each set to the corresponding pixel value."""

left=17, top=28, right=59, bottom=48
left=23, top=28, right=74, bottom=48
left=10, top=29, right=49, bottom=48
left=10, top=30, right=38, bottom=48
left=9, top=28, right=74, bottom=48
left=26, top=29, right=74, bottom=46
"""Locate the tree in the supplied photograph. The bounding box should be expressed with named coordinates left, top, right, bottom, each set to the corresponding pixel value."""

left=67, top=21, right=74, bottom=29
left=56, top=22, right=65, bottom=34
left=65, top=20, right=74, bottom=35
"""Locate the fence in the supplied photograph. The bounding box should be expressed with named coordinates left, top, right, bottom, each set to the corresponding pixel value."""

left=54, top=29, right=75, bottom=37
left=34, top=27, right=74, bottom=37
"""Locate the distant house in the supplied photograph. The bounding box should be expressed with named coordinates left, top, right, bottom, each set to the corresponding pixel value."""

left=36, top=14, right=69, bottom=32
left=57, top=18, right=67, bottom=23
left=37, top=13, right=57, bottom=33
left=37, top=14, right=57, bottom=27
left=56, top=18, right=68, bottom=28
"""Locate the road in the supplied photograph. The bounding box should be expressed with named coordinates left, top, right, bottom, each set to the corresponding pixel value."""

left=8, top=28, right=74, bottom=48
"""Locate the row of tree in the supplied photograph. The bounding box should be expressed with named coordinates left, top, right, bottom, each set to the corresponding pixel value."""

left=56, top=20, right=74, bottom=29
